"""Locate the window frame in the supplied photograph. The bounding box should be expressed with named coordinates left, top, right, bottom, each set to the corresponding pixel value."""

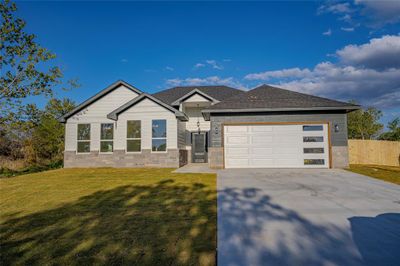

left=76, top=123, right=91, bottom=154
left=304, top=159, right=325, bottom=165
left=151, top=119, right=167, bottom=153
left=303, top=136, right=324, bottom=142
left=303, top=125, right=324, bottom=131
left=100, top=123, right=114, bottom=153
left=126, top=120, right=142, bottom=153
left=303, top=147, right=325, bottom=154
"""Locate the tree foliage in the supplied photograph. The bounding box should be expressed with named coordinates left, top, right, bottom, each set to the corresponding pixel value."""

left=0, top=0, right=63, bottom=118
left=379, top=118, right=400, bottom=141
left=0, top=0, right=79, bottom=173
left=347, top=102, right=384, bottom=140
left=0, top=98, right=75, bottom=166
left=31, top=98, right=75, bottom=162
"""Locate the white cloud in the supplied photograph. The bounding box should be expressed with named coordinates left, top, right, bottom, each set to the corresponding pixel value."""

left=356, top=0, right=400, bottom=26
left=275, top=62, right=400, bottom=106
left=206, top=60, right=224, bottom=70
left=341, top=27, right=354, bottom=32
left=194, top=63, right=205, bottom=68
left=194, top=60, right=224, bottom=70
left=336, top=35, right=400, bottom=69
left=319, top=0, right=400, bottom=28
left=166, top=76, right=246, bottom=90
left=165, top=66, right=174, bottom=71
left=245, top=68, right=312, bottom=81
left=339, top=14, right=352, bottom=22
left=323, top=29, right=332, bottom=36
left=244, top=35, right=400, bottom=108
left=372, top=90, right=400, bottom=108
left=318, top=2, right=353, bottom=15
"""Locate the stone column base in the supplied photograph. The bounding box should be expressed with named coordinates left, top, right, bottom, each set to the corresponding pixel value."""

left=64, top=149, right=180, bottom=168
left=331, top=146, right=349, bottom=168
left=208, top=147, right=224, bottom=169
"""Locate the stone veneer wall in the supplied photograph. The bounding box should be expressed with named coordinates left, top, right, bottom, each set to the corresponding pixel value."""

left=331, top=146, right=349, bottom=168
left=64, top=149, right=180, bottom=168
left=208, top=147, right=224, bottom=169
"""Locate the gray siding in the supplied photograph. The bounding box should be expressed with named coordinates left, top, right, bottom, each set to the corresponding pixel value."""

left=209, top=111, right=348, bottom=147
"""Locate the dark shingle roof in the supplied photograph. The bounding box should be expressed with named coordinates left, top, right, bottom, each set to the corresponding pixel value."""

left=204, top=84, right=359, bottom=112
left=152, top=85, right=243, bottom=105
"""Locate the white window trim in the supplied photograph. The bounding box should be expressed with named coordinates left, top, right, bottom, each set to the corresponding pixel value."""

left=76, top=123, right=91, bottom=154
left=126, top=120, right=142, bottom=154
left=151, top=120, right=167, bottom=153
left=100, top=123, right=114, bottom=154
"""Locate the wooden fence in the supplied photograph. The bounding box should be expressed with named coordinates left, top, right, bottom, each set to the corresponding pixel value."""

left=348, top=139, right=400, bottom=166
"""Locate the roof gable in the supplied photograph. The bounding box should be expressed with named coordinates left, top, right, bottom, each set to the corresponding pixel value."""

left=107, top=93, right=188, bottom=121
left=152, top=85, right=243, bottom=105
left=59, top=80, right=142, bottom=123
left=170, top=89, right=219, bottom=106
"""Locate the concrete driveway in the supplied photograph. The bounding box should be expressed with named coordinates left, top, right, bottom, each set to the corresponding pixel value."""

left=217, top=169, right=400, bottom=266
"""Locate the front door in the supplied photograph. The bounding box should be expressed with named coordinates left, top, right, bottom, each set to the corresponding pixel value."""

left=192, top=133, right=207, bottom=163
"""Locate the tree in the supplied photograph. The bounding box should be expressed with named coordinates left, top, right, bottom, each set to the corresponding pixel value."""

left=0, top=0, right=64, bottom=119
left=379, top=118, right=400, bottom=141
left=347, top=103, right=383, bottom=140
left=30, top=98, right=75, bottom=164
left=0, top=0, right=78, bottom=169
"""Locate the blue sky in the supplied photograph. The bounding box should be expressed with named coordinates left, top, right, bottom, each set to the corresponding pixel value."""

left=17, top=1, right=400, bottom=125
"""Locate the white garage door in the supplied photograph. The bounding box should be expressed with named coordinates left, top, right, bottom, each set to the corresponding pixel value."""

left=224, top=124, right=330, bottom=168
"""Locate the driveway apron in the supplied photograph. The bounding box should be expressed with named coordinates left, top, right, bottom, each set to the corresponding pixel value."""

left=217, top=168, right=400, bottom=266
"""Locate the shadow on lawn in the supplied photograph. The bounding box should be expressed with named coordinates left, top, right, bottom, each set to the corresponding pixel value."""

left=0, top=179, right=216, bottom=265
left=218, top=187, right=400, bottom=266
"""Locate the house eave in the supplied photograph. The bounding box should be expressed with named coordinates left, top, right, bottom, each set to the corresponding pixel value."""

left=202, top=106, right=360, bottom=120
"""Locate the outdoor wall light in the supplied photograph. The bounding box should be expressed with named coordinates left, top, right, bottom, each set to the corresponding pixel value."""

left=215, top=126, right=219, bottom=134
left=334, top=124, right=340, bottom=132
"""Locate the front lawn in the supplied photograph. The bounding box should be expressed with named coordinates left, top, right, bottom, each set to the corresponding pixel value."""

left=347, top=164, right=400, bottom=185
left=0, top=168, right=216, bottom=265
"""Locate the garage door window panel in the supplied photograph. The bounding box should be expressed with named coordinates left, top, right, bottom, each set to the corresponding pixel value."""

left=303, top=136, right=324, bottom=142
left=303, top=125, right=323, bottom=131
left=304, top=159, right=325, bottom=165
left=304, top=148, right=324, bottom=153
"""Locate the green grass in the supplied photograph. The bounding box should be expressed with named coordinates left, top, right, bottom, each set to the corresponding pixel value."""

left=347, top=164, right=400, bottom=185
left=0, top=168, right=217, bottom=265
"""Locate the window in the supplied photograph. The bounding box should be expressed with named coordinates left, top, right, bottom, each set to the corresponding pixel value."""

left=77, top=124, right=90, bottom=153
left=152, top=120, right=167, bottom=152
left=304, top=159, right=325, bottom=165
left=304, top=148, right=324, bottom=153
left=100, top=123, right=114, bottom=152
left=303, top=136, right=324, bottom=142
left=127, top=120, right=141, bottom=152
left=303, top=125, right=323, bottom=131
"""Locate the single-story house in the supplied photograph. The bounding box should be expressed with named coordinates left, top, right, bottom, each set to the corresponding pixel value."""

left=59, top=80, right=359, bottom=169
